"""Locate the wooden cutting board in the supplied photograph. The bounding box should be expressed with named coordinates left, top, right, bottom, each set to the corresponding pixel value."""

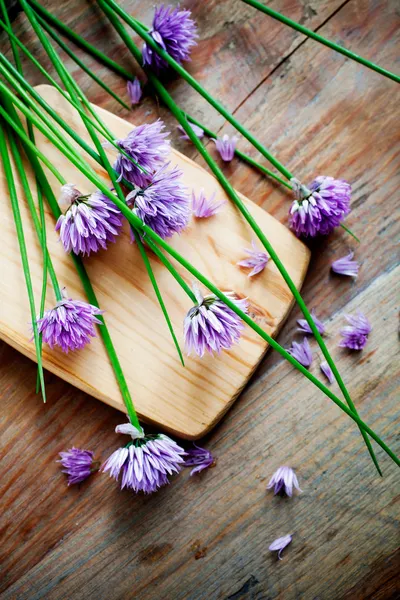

left=0, top=84, right=310, bottom=439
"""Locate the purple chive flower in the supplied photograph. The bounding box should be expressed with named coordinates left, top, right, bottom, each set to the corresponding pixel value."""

left=36, top=294, right=102, bottom=353
left=184, top=444, right=215, bottom=475
left=114, top=120, right=170, bottom=187
left=192, top=189, right=225, bottom=218
left=339, top=311, right=371, bottom=350
left=267, top=466, right=302, bottom=497
left=289, top=176, right=351, bottom=237
left=297, top=309, right=325, bottom=336
left=58, top=447, right=98, bottom=485
left=331, top=251, right=359, bottom=278
left=55, top=185, right=124, bottom=256
left=237, top=240, right=269, bottom=277
left=102, top=420, right=185, bottom=494
left=127, top=78, right=142, bottom=105
left=288, top=337, right=313, bottom=368
left=142, top=4, right=198, bottom=73
left=126, top=163, right=190, bottom=239
left=269, top=534, right=293, bottom=560
left=177, top=122, right=204, bottom=140
left=320, top=361, right=334, bottom=383
left=213, top=134, right=238, bottom=162
left=184, top=285, right=248, bottom=357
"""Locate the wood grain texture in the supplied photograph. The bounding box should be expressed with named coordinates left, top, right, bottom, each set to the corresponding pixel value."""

left=0, top=0, right=399, bottom=598
left=0, top=84, right=310, bottom=439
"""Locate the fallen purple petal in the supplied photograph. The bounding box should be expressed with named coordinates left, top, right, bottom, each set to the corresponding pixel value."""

left=192, top=189, right=225, bottom=218
left=267, top=466, right=302, bottom=497
left=213, top=134, right=238, bottom=162
left=269, top=534, right=293, bottom=560
left=127, top=78, right=142, bottom=105
left=331, top=252, right=359, bottom=278
left=297, top=309, right=325, bottom=336
left=58, top=447, right=98, bottom=485
left=339, top=311, right=371, bottom=350
left=237, top=240, right=269, bottom=277
left=287, top=337, right=313, bottom=368
left=184, top=444, right=215, bottom=475
left=320, top=361, right=334, bottom=383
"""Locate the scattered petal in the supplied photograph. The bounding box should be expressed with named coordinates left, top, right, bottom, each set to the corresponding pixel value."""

left=267, top=466, right=302, bottom=497
left=184, top=444, right=215, bottom=475
left=297, top=309, right=325, bottom=336
left=191, top=189, right=225, bottom=218
left=237, top=240, right=269, bottom=277
left=58, top=447, right=98, bottom=485
left=269, top=534, right=293, bottom=560
left=178, top=122, right=204, bottom=140
left=213, top=134, right=238, bottom=162
left=127, top=78, right=142, bottom=105
left=339, top=311, right=371, bottom=350
left=320, top=361, right=334, bottom=383
left=331, top=252, right=359, bottom=278
left=287, top=337, right=313, bottom=368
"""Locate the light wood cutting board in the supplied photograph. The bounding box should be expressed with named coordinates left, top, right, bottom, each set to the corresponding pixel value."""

left=0, top=84, right=310, bottom=439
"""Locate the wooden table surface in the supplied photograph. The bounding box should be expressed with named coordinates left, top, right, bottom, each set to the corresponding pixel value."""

left=1, top=1, right=399, bottom=599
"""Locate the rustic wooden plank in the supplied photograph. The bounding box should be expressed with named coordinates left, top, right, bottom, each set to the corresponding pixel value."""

left=0, top=0, right=399, bottom=598
left=0, top=84, right=309, bottom=439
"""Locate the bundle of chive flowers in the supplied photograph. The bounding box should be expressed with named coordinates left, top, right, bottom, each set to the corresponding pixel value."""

left=0, top=0, right=398, bottom=508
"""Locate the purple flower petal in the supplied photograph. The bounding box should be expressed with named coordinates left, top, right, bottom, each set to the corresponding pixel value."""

left=267, top=466, right=301, bottom=497
left=287, top=337, right=313, bottom=368
left=269, top=534, right=293, bottom=560
left=127, top=78, right=142, bottom=105
left=339, top=311, right=371, bottom=350
left=56, top=187, right=124, bottom=256
left=58, top=447, right=97, bottom=485
left=331, top=252, right=359, bottom=278
left=237, top=240, right=269, bottom=277
left=297, top=309, right=325, bottom=336
left=213, top=134, right=238, bottom=162
left=192, top=189, right=225, bottom=218
left=320, top=361, right=334, bottom=383
left=178, top=123, right=204, bottom=140
left=184, top=444, right=215, bottom=475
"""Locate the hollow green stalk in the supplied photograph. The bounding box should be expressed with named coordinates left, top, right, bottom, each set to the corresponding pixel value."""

left=6, top=103, right=398, bottom=469
left=241, top=0, right=400, bottom=84
left=3, top=95, right=141, bottom=431
left=0, top=120, right=46, bottom=401
left=95, top=0, right=381, bottom=473
left=18, top=3, right=185, bottom=368
left=36, top=13, right=131, bottom=110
